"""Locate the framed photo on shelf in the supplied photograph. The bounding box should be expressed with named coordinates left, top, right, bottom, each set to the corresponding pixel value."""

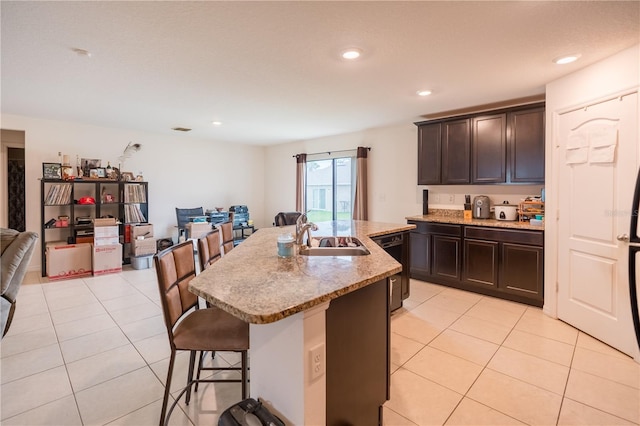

left=96, top=167, right=106, bottom=178
left=43, top=162, right=62, bottom=180
left=81, top=158, right=101, bottom=177
left=121, top=172, right=135, bottom=181
left=89, top=169, right=99, bottom=179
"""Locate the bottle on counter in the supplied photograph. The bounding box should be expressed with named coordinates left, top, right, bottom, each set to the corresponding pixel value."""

left=277, top=233, right=294, bottom=258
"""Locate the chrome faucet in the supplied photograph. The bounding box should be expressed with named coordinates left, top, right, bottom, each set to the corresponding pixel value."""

left=295, top=213, right=318, bottom=247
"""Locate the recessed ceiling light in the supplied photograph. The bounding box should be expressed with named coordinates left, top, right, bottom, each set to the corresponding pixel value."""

left=341, top=48, right=362, bottom=60
left=553, top=54, right=581, bottom=65
left=212, top=121, right=222, bottom=127
left=71, top=47, right=92, bottom=58
left=416, top=90, right=432, bottom=97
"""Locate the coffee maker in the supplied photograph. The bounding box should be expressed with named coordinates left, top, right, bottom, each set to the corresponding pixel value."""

left=473, top=195, right=491, bottom=219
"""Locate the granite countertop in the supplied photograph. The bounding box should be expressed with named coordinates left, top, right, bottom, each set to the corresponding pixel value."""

left=406, top=209, right=545, bottom=231
left=189, top=220, right=415, bottom=324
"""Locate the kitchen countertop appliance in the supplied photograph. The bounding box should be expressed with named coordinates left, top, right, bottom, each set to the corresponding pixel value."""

left=473, top=195, right=491, bottom=219
left=494, top=201, right=518, bottom=221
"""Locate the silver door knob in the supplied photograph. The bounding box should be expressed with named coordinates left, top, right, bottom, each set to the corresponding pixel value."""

left=617, top=234, right=630, bottom=242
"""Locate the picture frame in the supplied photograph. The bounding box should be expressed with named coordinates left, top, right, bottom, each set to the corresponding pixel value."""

left=43, top=162, right=62, bottom=180
left=121, top=172, right=135, bottom=181
left=96, top=167, right=106, bottom=178
left=89, top=169, right=99, bottom=179
left=61, top=165, right=74, bottom=180
left=81, top=158, right=101, bottom=177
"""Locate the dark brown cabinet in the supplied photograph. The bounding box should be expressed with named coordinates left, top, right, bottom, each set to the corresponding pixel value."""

left=442, top=119, right=471, bottom=184
left=416, top=103, right=544, bottom=185
left=409, top=222, right=462, bottom=284
left=417, top=123, right=441, bottom=185
left=472, top=113, right=506, bottom=183
left=409, top=220, right=544, bottom=306
left=463, top=239, right=499, bottom=288
left=501, top=242, right=544, bottom=299
left=432, top=235, right=462, bottom=281
left=509, top=106, right=545, bottom=183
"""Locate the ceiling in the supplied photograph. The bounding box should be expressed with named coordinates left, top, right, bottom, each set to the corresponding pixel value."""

left=2, top=1, right=639, bottom=146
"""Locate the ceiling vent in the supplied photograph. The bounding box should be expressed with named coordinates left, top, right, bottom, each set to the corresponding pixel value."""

left=172, top=127, right=192, bottom=132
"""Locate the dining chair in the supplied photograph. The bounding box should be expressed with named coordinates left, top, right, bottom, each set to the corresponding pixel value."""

left=154, top=240, right=249, bottom=426
left=219, top=221, right=234, bottom=255
left=274, top=211, right=301, bottom=227
left=197, top=229, right=222, bottom=271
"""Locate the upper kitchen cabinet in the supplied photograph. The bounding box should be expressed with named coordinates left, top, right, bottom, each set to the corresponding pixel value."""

left=416, top=102, right=545, bottom=185
left=442, top=119, right=471, bottom=184
left=472, top=113, right=506, bottom=183
left=417, top=123, right=441, bottom=185
left=508, top=106, right=545, bottom=183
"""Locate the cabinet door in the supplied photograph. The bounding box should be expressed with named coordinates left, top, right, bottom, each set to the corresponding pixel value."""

left=463, top=238, right=499, bottom=288
left=417, top=123, right=441, bottom=185
left=472, top=113, right=506, bottom=183
left=508, top=107, right=545, bottom=183
left=409, top=231, right=430, bottom=279
left=441, top=119, right=470, bottom=184
left=500, top=243, right=543, bottom=301
left=431, top=235, right=461, bottom=281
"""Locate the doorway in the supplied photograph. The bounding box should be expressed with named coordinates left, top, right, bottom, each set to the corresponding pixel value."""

left=1, top=129, right=26, bottom=231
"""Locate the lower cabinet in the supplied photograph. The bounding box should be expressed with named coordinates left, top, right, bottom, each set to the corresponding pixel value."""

left=409, top=221, right=544, bottom=306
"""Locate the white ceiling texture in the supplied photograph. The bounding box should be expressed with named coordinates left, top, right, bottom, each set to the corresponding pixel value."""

left=2, top=1, right=639, bottom=145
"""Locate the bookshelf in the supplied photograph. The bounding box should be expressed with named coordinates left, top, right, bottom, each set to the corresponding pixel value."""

left=40, top=179, right=149, bottom=276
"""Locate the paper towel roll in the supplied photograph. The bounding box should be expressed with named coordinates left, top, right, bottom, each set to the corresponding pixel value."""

left=62, top=155, right=70, bottom=165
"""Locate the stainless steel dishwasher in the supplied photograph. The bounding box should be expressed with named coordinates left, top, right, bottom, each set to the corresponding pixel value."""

left=371, top=232, right=410, bottom=312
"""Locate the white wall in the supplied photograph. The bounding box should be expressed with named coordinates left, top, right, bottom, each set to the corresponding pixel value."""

left=2, top=114, right=265, bottom=271
left=544, top=44, right=640, bottom=316
left=264, top=122, right=541, bottom=225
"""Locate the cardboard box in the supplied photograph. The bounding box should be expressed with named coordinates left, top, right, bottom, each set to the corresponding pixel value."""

left=93, top=243, right=122, bottom=276
left=46, top=242, right=92, bottom=280
left=94, top=217, right=119, bottom=246
left=132, top=237, right=157, bottom=257
left=186, top=222, right=212, bottom=239
left=131, top=224, right=154, bottom=240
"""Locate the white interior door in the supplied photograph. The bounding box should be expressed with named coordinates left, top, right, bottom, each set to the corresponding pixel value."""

left=557, top=90, right=639, bottom=360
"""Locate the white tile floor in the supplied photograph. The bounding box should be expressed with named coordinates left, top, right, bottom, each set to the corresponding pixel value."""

left=1, top=269, right=639, bottom=425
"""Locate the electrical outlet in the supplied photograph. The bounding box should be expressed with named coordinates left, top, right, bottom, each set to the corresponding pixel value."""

left=449, top=194, right=455, bottom=204
left=433, top=193, right=440, bottom=203
left=309, top=343, right=325, bottom=381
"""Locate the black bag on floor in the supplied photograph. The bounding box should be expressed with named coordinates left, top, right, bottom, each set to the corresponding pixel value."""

left=218, top=398, right=285, bottom=426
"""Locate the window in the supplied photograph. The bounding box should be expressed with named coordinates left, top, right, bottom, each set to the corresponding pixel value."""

left=306, top=156, right=355, bottom=223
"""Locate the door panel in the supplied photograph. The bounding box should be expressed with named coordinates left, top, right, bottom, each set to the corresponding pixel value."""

left=557, top=91, right=639, bottom=359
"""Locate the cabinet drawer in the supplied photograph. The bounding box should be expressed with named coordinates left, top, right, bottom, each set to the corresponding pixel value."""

left=410, top=221, right=462, bottom=237
left=464, top=226, right=543, bottom=246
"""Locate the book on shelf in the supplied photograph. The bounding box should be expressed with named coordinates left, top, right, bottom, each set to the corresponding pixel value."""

left=45, top=183, right=72, bottom=205
left=124, top=184, right=146, bottom=203
left=124, top=204, right=146, bottom=223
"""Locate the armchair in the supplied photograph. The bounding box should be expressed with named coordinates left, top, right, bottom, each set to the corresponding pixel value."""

left=1, top=228, right=38, bottom=337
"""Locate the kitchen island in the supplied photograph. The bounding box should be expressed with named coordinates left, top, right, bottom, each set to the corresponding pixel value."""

left=189, top=220, right=414, bottom=425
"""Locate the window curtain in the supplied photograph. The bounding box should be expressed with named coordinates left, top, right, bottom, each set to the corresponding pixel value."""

left=352, top=147, right=368, bottom=220
left=295, top=154, right=306, bottom=213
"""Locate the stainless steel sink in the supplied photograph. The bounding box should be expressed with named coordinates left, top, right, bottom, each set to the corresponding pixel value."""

left=299, top=236, right=370, bottom=256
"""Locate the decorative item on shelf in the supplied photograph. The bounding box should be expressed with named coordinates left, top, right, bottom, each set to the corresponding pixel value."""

left=117, top=142, right=142, bottom=180
left=121, top=172, right=135, bottom=181
left=135, top=172, right=144, bottom=182
left=96, top=168, right=106, bottom=178
left=76, top=155, right=83, bottom=178
left=81, top=158, right=101, bottom=178
left=43, top=162, right=62, bottom=180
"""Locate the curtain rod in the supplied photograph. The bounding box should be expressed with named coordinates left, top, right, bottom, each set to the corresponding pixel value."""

left=292, top=147, right=371, bottom=158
